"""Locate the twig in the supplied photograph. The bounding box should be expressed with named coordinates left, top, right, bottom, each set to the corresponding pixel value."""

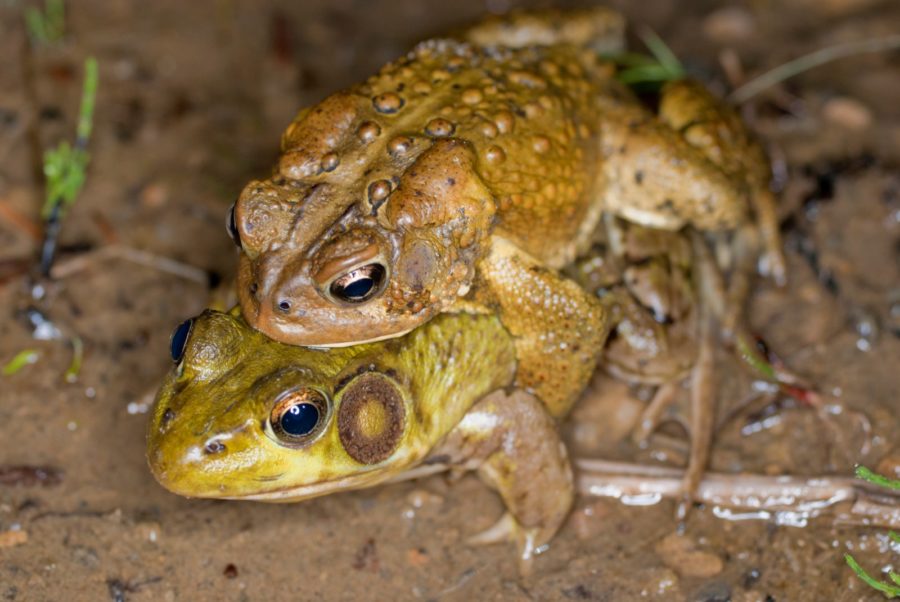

left=575, top=459, right=900, bottom=529
left=397, top=459, right=900, bottom=529
left=49, top=244, right=209, bottom=285
left=730, top=34, right=900, bottom=104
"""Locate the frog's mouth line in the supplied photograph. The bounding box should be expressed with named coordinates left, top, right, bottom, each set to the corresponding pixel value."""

left=222, top=467, right=395, bottom=502
left=226, top=460, right=454, bottom=502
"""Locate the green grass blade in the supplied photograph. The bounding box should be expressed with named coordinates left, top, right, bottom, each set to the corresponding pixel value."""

left=637, top=26, right=684, bottom=80
left=617, top=64, right=677, bottom=85
left=40, top=57, right=98, bottom=219
left=2, top=350, right=40, bottom=376
left=76, top=57, right=99, bottom=145
left=856, top=466, right=900, bottom=490
left=64, top=336, right=83, bottom=384
left=845, top=554, right=900, bottom=598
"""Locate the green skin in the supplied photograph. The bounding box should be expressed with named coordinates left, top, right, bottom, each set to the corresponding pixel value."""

left=147, top=307, right=574, bottom=566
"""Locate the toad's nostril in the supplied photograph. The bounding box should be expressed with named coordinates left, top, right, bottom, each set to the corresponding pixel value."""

left=277, top=300, right=291, bottom=312
left=249, top=282, right=259, bottom=296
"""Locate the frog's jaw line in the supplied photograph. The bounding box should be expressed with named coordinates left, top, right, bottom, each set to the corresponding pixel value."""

left=222, top=468, right=395, bottom=502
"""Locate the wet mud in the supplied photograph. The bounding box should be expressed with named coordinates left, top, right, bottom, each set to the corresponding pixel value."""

left=1, top=0, right=899, bottom=600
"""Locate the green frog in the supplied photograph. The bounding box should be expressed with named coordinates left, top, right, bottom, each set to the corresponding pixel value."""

left=228, top=8, right=782, bottom=415
left=148, top=308, right=574, bottom=571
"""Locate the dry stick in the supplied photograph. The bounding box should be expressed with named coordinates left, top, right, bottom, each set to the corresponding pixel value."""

left=575, top=459, right=900, bottom=530
left=49, top=244, right=209, bottom=285
left=393, top=460, right=900, bottom=530
left=730, top=34, right=900, bottom=104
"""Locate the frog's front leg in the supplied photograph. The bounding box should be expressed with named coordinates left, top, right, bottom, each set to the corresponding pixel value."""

left=475, top=237, right=611, bottom=416
left=428, top=389, right=574, bottom=574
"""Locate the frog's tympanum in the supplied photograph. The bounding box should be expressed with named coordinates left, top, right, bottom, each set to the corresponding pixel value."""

left=229, top=8, right=782, bottom=412
left=148, top=308, right=574, bottom=568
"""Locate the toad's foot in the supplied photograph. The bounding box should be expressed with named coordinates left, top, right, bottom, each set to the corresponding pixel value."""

left=430, top=389, right=574, bottom=575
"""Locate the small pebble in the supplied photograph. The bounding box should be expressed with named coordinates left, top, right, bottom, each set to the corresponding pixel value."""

left=0, top=529, right=28, bottom=548
left=655, top=532, right=724, bottom=578
left=822, top=97, right=872, bottom=131
left=703, top=7, right=756, bottom=43
left=140, top=183, right=169, bottom=208
left=406, top=547, right=429, bottom=567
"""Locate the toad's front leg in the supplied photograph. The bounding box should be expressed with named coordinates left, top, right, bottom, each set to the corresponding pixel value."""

left=476, top=237, right=611, bottom=416
left=428, top=389, right=574, bottom=575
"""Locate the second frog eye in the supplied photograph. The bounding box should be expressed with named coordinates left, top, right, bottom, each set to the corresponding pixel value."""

left=329, top=263, right=386, bottom=304
left=169, top=318, right=194, bottom=363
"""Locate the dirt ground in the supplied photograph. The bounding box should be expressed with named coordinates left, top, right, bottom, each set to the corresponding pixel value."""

left=1, top=0, right=899, bottom=600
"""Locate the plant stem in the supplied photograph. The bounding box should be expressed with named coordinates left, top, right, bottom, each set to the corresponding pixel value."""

left=730, top=34, right=900, bottom=103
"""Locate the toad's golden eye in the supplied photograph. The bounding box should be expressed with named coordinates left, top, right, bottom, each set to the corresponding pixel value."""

left=269, top=388, right=329, bottom=446
left=329, top=263, right=386, bottom=304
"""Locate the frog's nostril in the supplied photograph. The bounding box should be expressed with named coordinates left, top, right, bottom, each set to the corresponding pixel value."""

left=204, top=440, right=226, bottom=455
left=249, top=282, right=259, bottom=296
left=161, top=408, right=175, bottom=429
left=277, top=300, right=291, bottom=313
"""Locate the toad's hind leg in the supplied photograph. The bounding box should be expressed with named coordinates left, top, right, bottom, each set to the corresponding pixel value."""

left=478, top=237, right=611, bottom=416
left=429, top=389, right=574, bottom=575
left=597, top=99, right=748, bottom=233
left=461, top=7, right=625, bottom=54
left=658, top=79, right=787, bottom=285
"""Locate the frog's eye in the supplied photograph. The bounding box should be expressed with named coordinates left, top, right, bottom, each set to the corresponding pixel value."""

left=169, top=318, right=194, bottom=363
left=329, top=263, right=386, bottom=304
left=225, top=203, right=241, bottom=248
left=269, top=388, right=329, bottom=446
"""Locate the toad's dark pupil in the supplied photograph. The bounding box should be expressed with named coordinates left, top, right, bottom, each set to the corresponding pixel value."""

left=280, top=403, right=320, bottom=436
left=170, top=318, right=193, bottom=363
left=342, top=277, right=374, bottom=299
left=331, top=264, right=385, bottom=302
left=226, top=203, right=241, bottom=248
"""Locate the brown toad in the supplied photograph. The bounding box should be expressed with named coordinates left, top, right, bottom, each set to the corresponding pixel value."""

left=230, top=8, right=781, bottom=411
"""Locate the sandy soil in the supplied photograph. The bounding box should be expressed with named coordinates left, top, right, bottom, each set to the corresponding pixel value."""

left=1, top=0, right=899, bottom=600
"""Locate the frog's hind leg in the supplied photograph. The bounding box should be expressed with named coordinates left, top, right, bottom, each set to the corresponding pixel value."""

left=478, top=237, right=612, bottom=416
left=430, top=389, right=574, bottom=576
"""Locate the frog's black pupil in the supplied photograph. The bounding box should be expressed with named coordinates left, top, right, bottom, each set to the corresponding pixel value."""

left=280, top=403, right=320, bottom=436
left=170, top=318, right=193, bottom=363
left=226, top=203, right=241, bottom=248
